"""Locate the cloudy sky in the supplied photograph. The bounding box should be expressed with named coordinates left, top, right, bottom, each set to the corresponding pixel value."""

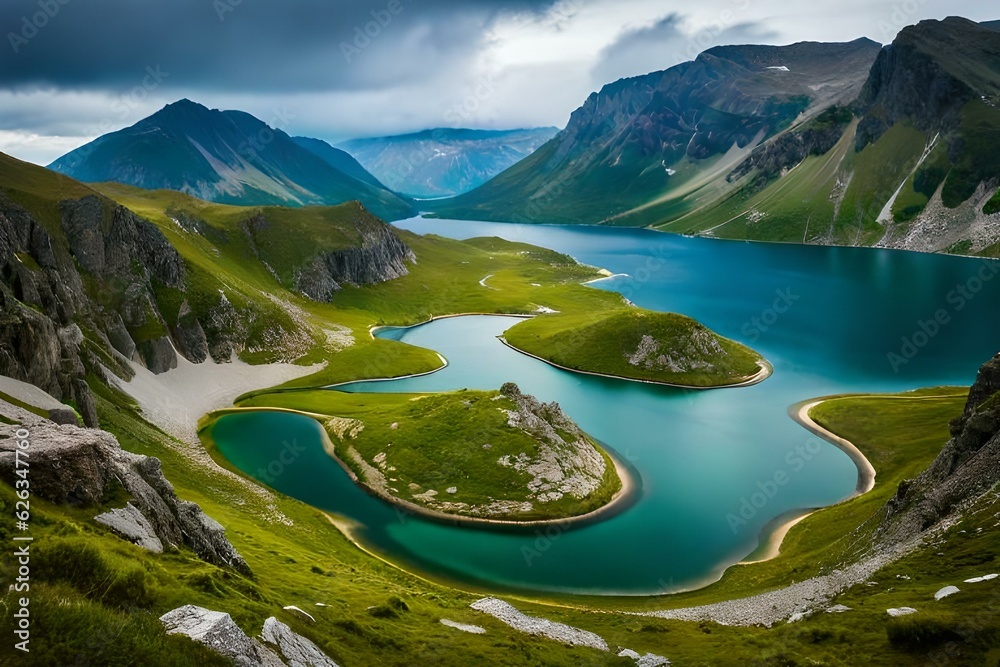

left=0, top=0, right=992, bottom=165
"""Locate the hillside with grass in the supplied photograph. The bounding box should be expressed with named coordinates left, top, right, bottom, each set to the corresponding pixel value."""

left=226, top=384, right=624, bottom=523
left=431, top=38, right=881, bottom=226
left=504, top=309, right=767, bottom=388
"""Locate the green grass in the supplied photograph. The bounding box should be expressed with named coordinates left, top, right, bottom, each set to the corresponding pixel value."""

left=504, top=309, right=765, bottom=387
left=229, top=388, right=622, bottom=522
left=942, top=101, right=1000, bottom=207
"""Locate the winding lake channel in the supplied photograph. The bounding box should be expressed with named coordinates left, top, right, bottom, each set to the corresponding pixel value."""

left=209, top=218, right=1000, bottom=595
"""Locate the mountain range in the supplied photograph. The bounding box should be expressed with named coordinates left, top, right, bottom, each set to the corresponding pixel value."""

left=49, top=99, right=415, bottom=221
left=337, top=127, right=558, bottom=199
left=433, top=17, right=1000, bottom=256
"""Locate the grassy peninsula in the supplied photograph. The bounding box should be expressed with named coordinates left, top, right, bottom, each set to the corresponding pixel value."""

left=503, top=309, right=768, bottom=388
left=231, top=383, right=625, bottom=523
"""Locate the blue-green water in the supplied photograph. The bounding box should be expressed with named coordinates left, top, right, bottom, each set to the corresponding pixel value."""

left=210, top=218, right=1000, bottom=595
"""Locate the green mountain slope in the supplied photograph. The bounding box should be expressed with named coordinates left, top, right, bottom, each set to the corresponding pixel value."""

left=658, top=17, right=1000, bottom=255
left=49, top=99, right=415, bottom=220
left=432, top=39, right=881, bottom=225
left=432, top=17, right=1000, bottom=257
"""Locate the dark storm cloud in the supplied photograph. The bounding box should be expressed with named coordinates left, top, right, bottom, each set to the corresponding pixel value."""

left=1, top=0, right=558, bottom=92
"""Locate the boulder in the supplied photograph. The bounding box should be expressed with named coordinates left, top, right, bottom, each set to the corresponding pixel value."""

left=886, top=607, right=918, bottom=617
left=261, top=616, right=339, bottom=667
left=160, top=605, right=284, bottom=667
left=934, top=585, right=960, bottom=600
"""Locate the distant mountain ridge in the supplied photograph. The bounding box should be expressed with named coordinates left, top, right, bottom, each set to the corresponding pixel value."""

left=49, top=99, right=415, bottom=220
left=432, top=17, right=1000, bottom=257
left=338, top=127, right=558, bottom=198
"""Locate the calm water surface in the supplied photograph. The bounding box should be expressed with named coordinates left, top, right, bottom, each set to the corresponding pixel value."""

left=210, top=218, right=1000, bottom=595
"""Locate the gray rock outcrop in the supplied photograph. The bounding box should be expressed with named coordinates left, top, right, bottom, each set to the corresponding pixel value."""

left=877, top=352, right=1000, bottom=545
left=470, top=597, right=609, bottom=651
left=261, top=617, right=339, bottom=667
left=160, top=605, right=285, bottom=667
left=0, top=399, right=249, bottom=573
left=95, top=502, right=164, bottom=552
left=292, top=215, right=415, bottom=302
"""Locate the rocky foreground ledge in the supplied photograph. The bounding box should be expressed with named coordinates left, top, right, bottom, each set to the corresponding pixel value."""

left=0, top=398, right=247, bottom=572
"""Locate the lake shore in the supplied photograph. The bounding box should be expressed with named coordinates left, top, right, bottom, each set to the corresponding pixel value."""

left=730, top=395, right=880, bottom=568
left=788, top=397, right=877, bottom=495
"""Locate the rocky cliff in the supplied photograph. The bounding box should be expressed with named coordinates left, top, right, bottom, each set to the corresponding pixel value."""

left=855, top=17, right=999, bottom=148
left=0, top=399, right=249, bottom=572
left=876, top=353, right=1000, bottom=545
left=1, top=154, right=418, bottom=426
left=292, top=218, right=415, bottom=302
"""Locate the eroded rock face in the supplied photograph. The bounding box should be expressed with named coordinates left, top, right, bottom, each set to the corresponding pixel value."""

left=496, top=383, right=608, bottom=503
left=160, top=606, right=285, bottom=667
left=878, top=353, right=1000, bottom=544
left=293, top=219, right=415, bottom=302
left=0, top=400, right=249, bottom=573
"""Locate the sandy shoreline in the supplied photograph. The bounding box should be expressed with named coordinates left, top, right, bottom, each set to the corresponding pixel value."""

left=732, top=396, right=880, bottom=567
left=498, top=336, right=773, bottom=390
left=204, top=406, right=640, bottom=530
left=789, top=398, right=877, bottom=495
left=738, top=510, right=815, bottom=564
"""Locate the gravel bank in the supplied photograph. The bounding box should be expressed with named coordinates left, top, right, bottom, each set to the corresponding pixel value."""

left=470, top=598, right=608, bottom=650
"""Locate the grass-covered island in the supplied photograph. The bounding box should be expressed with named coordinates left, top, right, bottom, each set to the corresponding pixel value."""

left=503, top=309, right=770, bottom=388
left=233, top=383, right=626, bottom=524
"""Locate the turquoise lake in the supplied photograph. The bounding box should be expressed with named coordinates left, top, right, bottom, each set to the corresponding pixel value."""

left=209, top=218, right=1000, bottom=595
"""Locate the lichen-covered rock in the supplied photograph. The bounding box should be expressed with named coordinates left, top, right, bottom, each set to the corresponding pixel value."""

left=0, top=400, right=249, bottom=573
left=160, top=606, right=284, bottom=667
left=261, top=616, right=339, bottom=667
left=95, top=502, right=164, bottom=552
